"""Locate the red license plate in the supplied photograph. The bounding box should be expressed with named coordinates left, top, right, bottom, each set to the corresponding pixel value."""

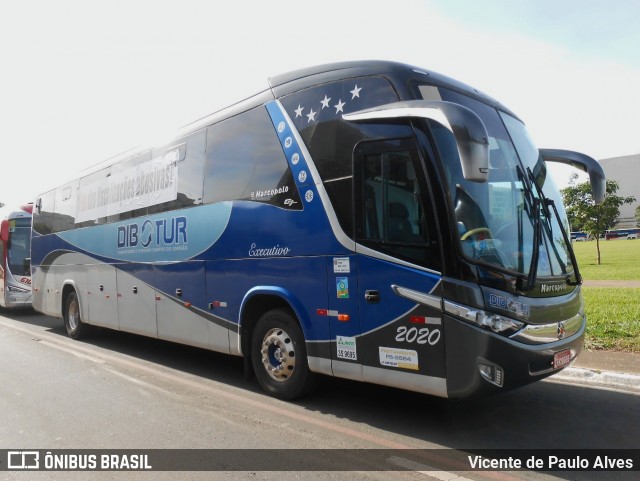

left=553, top=349, right=572, bottom=369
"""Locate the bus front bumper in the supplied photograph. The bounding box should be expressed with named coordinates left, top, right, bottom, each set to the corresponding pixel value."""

left=444, top=314, right=585, bottom=399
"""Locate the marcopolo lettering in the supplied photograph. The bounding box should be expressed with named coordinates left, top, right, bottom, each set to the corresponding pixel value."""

left=118, top=216, right=187, bottom=249
left=540, top=282, right=569, bottom=293
left=251, top=186, right=289, bottom=200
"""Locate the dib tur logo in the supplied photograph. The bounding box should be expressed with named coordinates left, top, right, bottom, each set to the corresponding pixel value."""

left=118, top=216, right=187, bottom=249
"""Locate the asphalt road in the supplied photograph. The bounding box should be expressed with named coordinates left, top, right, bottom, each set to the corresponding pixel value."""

left=1, top=309, right=638, bottom=481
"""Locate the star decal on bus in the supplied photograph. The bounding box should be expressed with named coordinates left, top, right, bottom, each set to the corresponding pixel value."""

left=287, top=83, right=363, bottom=125
left=306, top=109, right=317, bottom=123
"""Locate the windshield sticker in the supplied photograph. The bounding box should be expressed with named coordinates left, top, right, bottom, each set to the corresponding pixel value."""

left=336, top=277, right=349, bottom=299
left=379, top=347, right=419, bottom=371
left=333, top=257, right=350, bottom=274
left=336, top=336, right=357, bottom=361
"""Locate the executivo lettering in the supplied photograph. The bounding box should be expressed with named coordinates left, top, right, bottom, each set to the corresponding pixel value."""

left=248, top=243, right=291, bottom=257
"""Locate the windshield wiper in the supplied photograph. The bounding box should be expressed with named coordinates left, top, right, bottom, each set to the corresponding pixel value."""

left=524, top=166, right=582, bottom=288
left=515, top=166, right=540, bottom=292
left=526, top=197, right=542, bottom=292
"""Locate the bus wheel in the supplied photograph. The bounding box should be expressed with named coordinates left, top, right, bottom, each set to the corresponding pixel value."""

left=64, top=291, right=88, bottom=340
left=251, top=309, right=317, bottom=400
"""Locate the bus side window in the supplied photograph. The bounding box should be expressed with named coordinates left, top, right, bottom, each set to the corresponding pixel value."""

left=355, top=140, right=440, bottom=270
left=32, top=190, right=56, bottom=235
left=54, top=181, right=79, bottom=232
left=203, top=106, right=301, bottom=209
left=149, top=129, right=207, bottom=215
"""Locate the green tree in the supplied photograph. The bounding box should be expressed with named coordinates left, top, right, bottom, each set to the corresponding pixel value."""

left=561, top=177, right=635, bottom=265
left=636, top=205, right=640, bottom=227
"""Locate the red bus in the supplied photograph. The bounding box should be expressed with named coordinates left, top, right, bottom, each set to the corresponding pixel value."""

left=0, top=204, right=33, bottom=308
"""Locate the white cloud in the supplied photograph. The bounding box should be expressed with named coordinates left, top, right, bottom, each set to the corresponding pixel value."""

left=0, top=0, right=638, bottom=207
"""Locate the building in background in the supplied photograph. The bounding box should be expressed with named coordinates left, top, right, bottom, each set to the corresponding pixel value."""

left=598, top=154, right=639, bottom=228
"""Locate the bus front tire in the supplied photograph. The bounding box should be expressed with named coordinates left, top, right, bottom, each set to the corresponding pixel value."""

left=64, top=291, right=89, bottom=340
left=251, top=309, right=317, bottom=400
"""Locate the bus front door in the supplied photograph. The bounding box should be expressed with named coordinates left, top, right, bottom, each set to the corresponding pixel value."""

left=350, top=138, right=447, bottom=395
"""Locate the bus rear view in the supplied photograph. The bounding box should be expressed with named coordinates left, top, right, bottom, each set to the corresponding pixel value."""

left=31, top=61, right=605, bottom=399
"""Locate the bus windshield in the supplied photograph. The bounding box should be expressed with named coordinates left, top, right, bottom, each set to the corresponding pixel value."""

left=427, top=88, right=573, bottom=279
left=8, top=218, right=31, bottom=277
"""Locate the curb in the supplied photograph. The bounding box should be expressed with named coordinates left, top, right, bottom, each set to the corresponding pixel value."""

left=551, top=367, right=640, bottom=393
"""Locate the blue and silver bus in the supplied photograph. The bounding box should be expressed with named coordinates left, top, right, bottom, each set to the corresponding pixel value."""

left=570, top=231, right=589, bottom=241
left=31, top=61, right=605, bottom=399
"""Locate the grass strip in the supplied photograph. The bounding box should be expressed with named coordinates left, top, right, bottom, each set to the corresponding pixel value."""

left=583, top=287, right=640, bottom=352
left=573, top=240, right=640, bottom=281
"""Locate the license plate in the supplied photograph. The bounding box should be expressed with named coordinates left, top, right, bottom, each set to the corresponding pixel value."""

left=553, top=349, right=572, bottom=369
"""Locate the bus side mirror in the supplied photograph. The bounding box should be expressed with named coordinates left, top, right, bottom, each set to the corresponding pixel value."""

left=344, top=100, right=490, bottom=182
left=540, top=149, right=606, bottom=204
left=0, top=219, right=8, bottom=242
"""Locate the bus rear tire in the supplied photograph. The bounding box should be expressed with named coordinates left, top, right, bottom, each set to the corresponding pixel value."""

left=64, top=291, right=89, bottom=340
left=251, top=309, right=317, bottom=400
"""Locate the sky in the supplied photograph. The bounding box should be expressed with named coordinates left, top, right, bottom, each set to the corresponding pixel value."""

left=1, top=0, right=639, bottom=210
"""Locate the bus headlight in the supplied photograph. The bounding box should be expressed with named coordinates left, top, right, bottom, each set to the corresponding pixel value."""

left=477, top=313, right=523, bottom=334
left=444, top=300, right=524, bottom=336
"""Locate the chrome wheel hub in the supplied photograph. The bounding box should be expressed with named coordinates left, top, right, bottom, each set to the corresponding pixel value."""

left=260, top=328, right=295, bottom=381
left=68, top=300, right=79, bottom=331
